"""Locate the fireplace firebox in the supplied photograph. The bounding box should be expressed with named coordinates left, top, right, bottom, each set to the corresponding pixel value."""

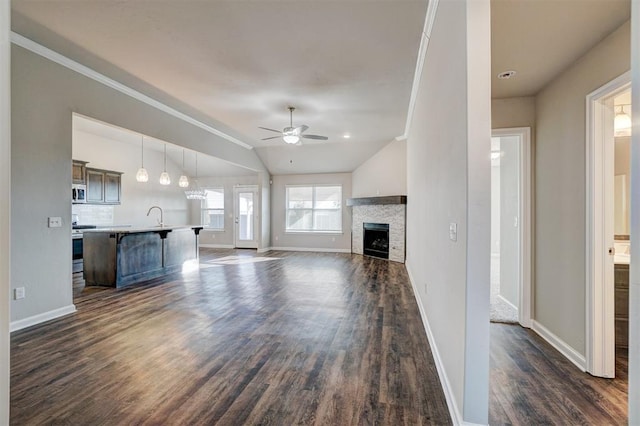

left=363, top=223, right=389, bottom=259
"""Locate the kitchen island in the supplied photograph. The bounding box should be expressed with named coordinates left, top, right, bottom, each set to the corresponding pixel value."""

left=83, top=226, right=203, bottom=288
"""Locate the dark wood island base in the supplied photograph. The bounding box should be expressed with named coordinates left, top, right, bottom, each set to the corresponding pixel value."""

left=83, top=226, right=203, bottom=288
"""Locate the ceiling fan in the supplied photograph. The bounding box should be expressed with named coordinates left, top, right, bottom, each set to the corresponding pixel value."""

left=259, top=107, right=328, bottom=145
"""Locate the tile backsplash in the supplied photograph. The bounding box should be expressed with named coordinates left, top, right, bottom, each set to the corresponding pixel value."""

left=72, top=204, right=114, bottom=226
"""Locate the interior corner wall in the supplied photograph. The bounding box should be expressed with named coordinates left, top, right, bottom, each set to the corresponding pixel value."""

left=0, top=1, right=10, bottom=422
left=352, top=138, right=407, bottom=197
left=270, top=173, right=352, bottom=251
left=535, top=20, right=630, bottom=356
left=628, top=1, right=639, bottom=422
left=10, top=44, right=267, bottom=325
left=406, top=0, right=490, bottom=423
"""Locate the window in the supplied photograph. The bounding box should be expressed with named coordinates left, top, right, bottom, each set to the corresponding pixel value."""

left=202, top=188, right=224, bottom=230
left=286, top=185, right=342, bottom=232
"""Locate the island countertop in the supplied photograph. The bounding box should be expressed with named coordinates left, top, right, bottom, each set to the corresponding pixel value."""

left=83, top=225, right=203, bottom=234
left=83, top=225, right=203, bottom=288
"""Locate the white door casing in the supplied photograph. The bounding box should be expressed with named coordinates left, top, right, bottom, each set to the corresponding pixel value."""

left=492, top=127, right=533, bottom=328
left=585, top=71, right=631, bottom=378
left=234, top=185, right=259, bottom=249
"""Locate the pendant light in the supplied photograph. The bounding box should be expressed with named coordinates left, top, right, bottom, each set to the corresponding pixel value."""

left=185, top=153, right=206, bottom=200
left=135, top=135, right=149, bottom=182
left=178, top=149, right=189, bottom=188
left=614, top=105, right=631, bottom=135
left=159, top=144, right=171, bottom=185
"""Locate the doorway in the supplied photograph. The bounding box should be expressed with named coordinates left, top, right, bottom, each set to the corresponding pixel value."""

left=490, top=128, right=532, bottom=327
left=234, top=186, right=258, bottom=249
left=586, top=72, right=631, bottom=378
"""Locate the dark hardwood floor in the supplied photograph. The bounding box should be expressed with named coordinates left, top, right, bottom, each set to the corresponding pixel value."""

left=11, top=249, right=451, bottom=425
left=489, top=323, right=628, bottom=425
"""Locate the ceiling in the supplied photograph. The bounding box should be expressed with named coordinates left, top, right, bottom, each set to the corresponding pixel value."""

left=12, top=0, right=427, bottom=175
left=73, top=115, right=257, bottom=178
left=491, top=0, right=630, bottom=99
left=11, top=0, right=633, bottom=175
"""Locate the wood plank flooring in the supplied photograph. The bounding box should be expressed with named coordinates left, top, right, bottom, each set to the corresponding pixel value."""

left=489, top=323, right=628, bottom=425
left=11, top=249, right=451, bottom=425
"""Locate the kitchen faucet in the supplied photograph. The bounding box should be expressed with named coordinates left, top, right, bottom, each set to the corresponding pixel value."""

left=147, top=206, right=164, bottom=227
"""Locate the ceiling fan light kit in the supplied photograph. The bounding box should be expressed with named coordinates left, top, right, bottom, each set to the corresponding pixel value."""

left=260, top=107, right=328, bottom=145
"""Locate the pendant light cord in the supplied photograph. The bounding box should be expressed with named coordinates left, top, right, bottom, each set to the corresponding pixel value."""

left=164, top=144, right=167, bottom=172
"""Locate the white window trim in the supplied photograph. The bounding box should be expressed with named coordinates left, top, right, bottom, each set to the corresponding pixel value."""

left=285, top=184, right=343, bottom=233
left=201, top=187, right=225, bottom=230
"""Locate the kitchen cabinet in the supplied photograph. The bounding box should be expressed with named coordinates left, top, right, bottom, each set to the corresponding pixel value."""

left=72, top=160, right=88, bottom=184
left=86, top=167, right=122, bottom=204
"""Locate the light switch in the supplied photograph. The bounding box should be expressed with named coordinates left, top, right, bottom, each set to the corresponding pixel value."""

left=449, top=222, right=457, bottom=242
left=48, top=217, right=62, bottom=228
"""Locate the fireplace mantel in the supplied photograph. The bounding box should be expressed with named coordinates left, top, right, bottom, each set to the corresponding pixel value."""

left=346, top=195, right=407, bottom=207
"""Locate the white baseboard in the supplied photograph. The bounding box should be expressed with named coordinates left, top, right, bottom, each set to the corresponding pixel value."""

left=531, top=320, right=586, bottom=372
left=269, top=246, right=351, bottom=254
left=10, top=304, right=76, bottom=332
left=257, top=247, right=272, bottom=253
left=497, top=294, right=518, bottom=312
left=405, top=261, right=465, bottom=425
left=199, top=244, right=235, bottom=249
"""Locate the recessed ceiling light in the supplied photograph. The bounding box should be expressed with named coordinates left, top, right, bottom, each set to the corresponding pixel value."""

left=343, top=133, right=351, bottom=139
left=497, top=70, right=516, bottom=80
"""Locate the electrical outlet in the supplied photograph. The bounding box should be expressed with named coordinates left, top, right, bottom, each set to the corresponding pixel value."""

left=48, top=217, right=62, bottom=228
left=331, top=237, right=336, bottom=242
left=275, top=236, right=279, bottom=241
left=14, top=287, right=25, bottom=300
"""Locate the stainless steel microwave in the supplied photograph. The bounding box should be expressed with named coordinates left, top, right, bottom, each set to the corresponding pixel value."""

left=72, top=184, right=86, bottom=203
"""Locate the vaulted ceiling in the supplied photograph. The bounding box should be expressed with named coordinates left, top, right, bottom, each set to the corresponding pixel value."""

left=11, top=0, right=632, bottom=175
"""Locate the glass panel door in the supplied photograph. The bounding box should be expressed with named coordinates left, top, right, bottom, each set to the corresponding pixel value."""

left=234, top=186, right=258, bottom=248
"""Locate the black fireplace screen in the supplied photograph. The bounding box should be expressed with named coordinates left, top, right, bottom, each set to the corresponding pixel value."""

left=363, top=223, right=389, bottom=259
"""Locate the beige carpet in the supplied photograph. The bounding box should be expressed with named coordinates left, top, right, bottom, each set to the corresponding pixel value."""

left=490, top=254, right=518, bottom=324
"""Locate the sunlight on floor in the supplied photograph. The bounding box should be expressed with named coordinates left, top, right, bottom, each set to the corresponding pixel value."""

left=202, top=255, right=281, bottom=266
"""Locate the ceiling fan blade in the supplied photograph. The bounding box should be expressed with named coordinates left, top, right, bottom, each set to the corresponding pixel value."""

left=294, top=125, right=309, bottom=134
left=258, top=126, right=282, bottom=134
left=302, top=134, right=328, bottom=140
left=261, top=136, right=282, bottom=140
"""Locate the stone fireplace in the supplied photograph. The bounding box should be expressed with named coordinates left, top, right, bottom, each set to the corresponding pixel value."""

left=347, top=196, right=406, bottom=263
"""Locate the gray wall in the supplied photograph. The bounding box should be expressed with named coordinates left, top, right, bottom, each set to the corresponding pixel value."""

left=535, top=21, right=630, bottom=355
left=352, top=138, right=407, bottom=197
left=492, top=97, right=536, bottom=130
left=406, top=0, right=490, bottom=423
left=0, top=1, right=10, bottom=421
left=11, top=44, right=267, bottom=324
left=270, top=173, right=352, bottom=251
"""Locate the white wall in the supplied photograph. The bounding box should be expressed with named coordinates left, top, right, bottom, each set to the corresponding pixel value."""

left=270, top=173, right=352, bottom=251
left=628, top=1, right=639, bottom=422
left=352, top=138, right=407, bottom=197
left=0, top=1, right=10, bottom=421
left=73, top=129, right=192, bottom=227
left=10, top=44, right=267, bottom=326
left=190, top=175, right=260, bottom=247
left=535, top=20, right=630, bottom=355
left=406, top=0, right=490, bottom=423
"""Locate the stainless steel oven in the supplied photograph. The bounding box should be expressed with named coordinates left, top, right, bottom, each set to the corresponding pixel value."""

left=72, top=225, right=96, bottom=273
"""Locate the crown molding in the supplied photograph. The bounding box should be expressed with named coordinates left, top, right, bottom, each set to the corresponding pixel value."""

left=400, top=0, right=440, bottom=141
left=10, top=31, right=254, bottom=150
